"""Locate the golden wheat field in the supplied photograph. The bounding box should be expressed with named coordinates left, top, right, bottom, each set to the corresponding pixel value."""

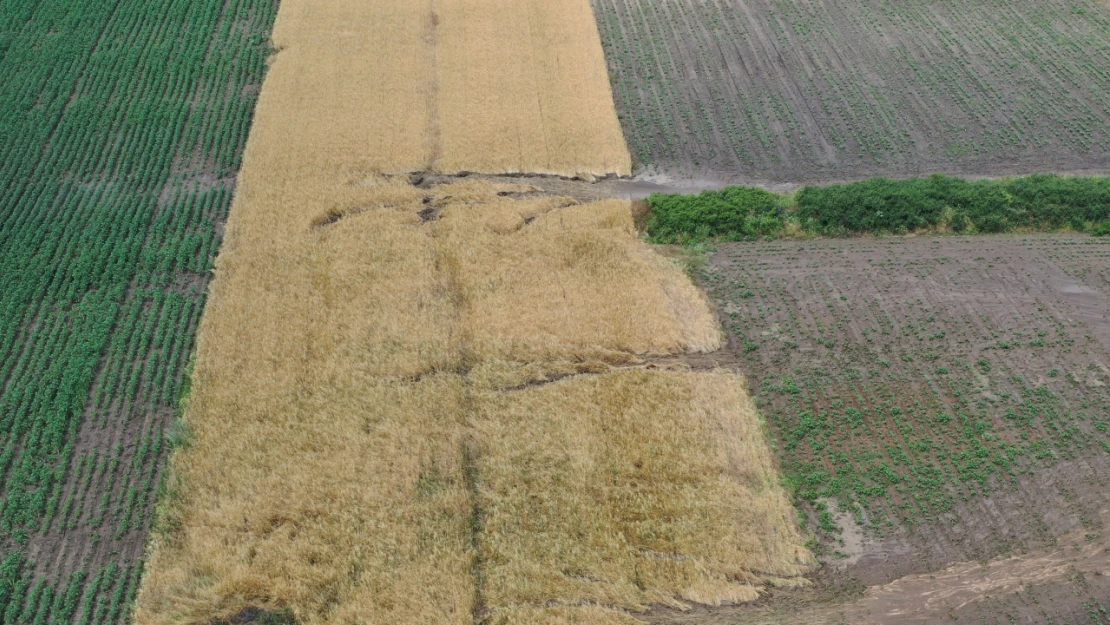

left=258, top=0, right=630, bottom=177
left=435, top=0, right=631, bottom=175
left=134, top=177, right=811, bottom=625
left=474, top=369, right=812, bottom=624
left=132, top=0, right=808, bottom=623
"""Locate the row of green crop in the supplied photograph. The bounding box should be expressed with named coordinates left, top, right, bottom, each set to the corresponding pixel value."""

left=0, top=555, right=141, bottom=625
left=0, top=0, right=277, bottom=620
left=646, top=174, right=1110, bottom=242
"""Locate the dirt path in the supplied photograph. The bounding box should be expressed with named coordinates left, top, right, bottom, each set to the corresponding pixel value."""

left=646, top=507, right=1110, bottom=624
left=415, top=169, right=1110, bottom=204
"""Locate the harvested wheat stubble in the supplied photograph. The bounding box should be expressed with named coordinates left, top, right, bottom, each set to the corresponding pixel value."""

left=473, top=369, right=813, bottom=625
left=258, top=0, right=629, bottom=177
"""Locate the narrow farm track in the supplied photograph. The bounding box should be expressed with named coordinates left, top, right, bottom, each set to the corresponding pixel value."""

left=0, top=0, right=277, bottom=620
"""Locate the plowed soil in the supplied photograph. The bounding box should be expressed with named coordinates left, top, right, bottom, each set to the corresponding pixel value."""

left=687, top=234, right=1110, bottom=622
left=592, top=0, right=1110, bottom=184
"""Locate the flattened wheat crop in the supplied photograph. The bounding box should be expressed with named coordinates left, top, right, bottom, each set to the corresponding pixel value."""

left=474, top=369, right=811, bottom=624
left=135, top=0, right=807, bottom=622
left=136, top=176, right=809, bottom=624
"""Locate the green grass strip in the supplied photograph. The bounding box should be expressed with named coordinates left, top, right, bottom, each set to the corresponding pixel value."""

left=647, top=174, right=1110, bottom=242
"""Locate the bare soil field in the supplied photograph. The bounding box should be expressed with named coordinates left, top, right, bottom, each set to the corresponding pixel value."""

left=592, top=0, right=1110, bottom=184
left=691, top=234, right=1110, bottom=622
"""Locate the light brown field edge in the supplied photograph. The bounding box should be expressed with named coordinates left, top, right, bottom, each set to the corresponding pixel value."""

left=132, top=1, right=809, bottom=624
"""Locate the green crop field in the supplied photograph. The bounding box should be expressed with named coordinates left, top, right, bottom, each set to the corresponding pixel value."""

left=0, top=0, right=276, bottom=621
left=593, top=0, right=1110, bottom=183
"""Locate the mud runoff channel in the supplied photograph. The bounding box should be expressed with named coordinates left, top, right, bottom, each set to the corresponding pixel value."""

left=668, top=234, right=1110, bottom=624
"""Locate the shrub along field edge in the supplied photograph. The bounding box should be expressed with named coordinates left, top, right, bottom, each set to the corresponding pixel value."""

left=646, top=174, right=1110, bottom=242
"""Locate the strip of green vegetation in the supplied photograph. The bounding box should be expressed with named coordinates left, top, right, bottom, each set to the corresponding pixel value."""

left=647, top=174, right=1110, bottom=242
left=0, top=0, right=277, bottom=620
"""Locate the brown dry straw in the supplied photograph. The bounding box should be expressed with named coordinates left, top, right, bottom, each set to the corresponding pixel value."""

left=133, top=1, right=810, bottom=623
left=259, top=0, right=629, bottom=178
